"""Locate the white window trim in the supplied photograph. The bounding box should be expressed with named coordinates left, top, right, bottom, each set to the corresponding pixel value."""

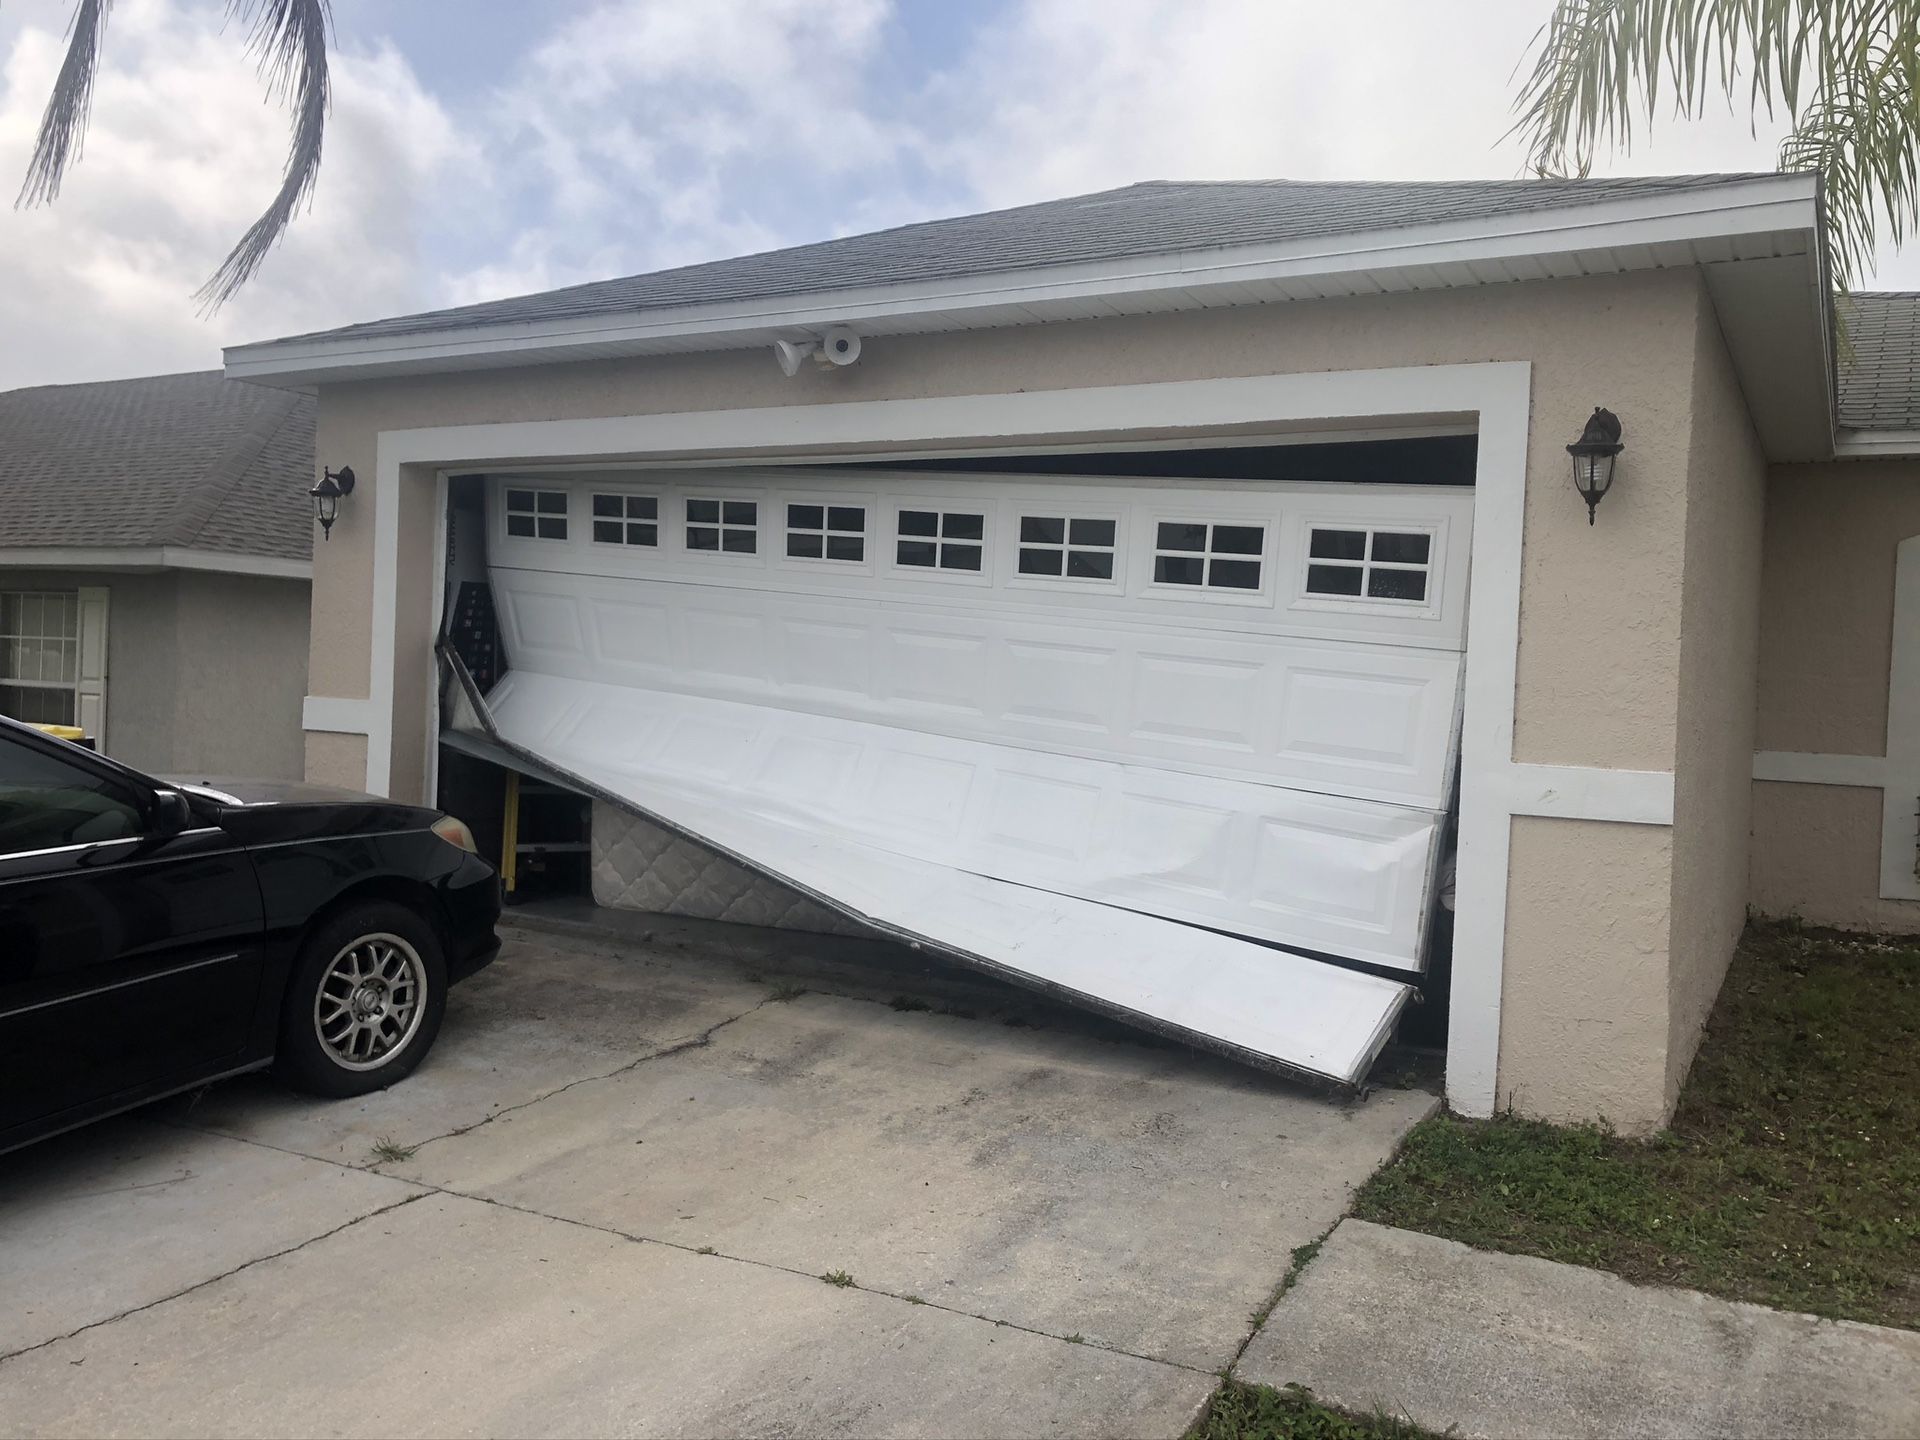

left=679, top=492, right=766, bottom=564
left=777, top=495, right=874, bottom=574
left=888, top=501, right=994, bottom=585
left=352, top=359, right=1665, bottom=1124
left=1006, top=509, right=1125, bottom=593
left=501, top=485, right=570, bottom=543
left=1142, top=515, right=1276, bottom=606
left=587, top=487, right=663, bottom=549
left=1295, top=522, right=1441, bottom=613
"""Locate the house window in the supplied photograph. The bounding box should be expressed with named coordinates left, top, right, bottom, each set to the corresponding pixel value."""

left=896, top=509, right=985, bottom=571
left=505, top=487, right=568, bottom=540
left=786, top=503, right=866, bottom=562
left=1152, top=522, right=1265, bottom=590
left=686, top=497, right=758, bottom=553
left=1017, top=516, right=1117, bottom=580
left=1304, top=527, right=1432, bottom=602
left=591, top=493, right=658, bottom=547
left=0, top=591, right=79, bottom=727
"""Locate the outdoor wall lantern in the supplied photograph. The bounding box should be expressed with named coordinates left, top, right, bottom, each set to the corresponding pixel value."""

left=1567, top=407, right=1624, bottom=525
left=310, top=465, right=355, bottom=541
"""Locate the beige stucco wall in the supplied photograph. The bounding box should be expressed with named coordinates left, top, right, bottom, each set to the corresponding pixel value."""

left=1498, top=815, right=1675, bottom=1128
left=304, top=265, right=1753, bottom=1128
left=167, top=571, right=312, bottom=781
left=1663, top=294, right=1770, bottom=1108
left=0, top=567, right=308, bottom=779
left=1750, top=459, right=1920, bottom=931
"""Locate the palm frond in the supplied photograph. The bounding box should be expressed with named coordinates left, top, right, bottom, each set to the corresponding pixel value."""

left=15, top=0, right=115, bottom=209
left=1510, top=0, right=1920, bottom=285
left=194, top=0, right=333, bottom=311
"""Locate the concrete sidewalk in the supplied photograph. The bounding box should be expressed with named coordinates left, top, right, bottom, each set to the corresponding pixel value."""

left=1241, top=1218, right=1920, bottom=1440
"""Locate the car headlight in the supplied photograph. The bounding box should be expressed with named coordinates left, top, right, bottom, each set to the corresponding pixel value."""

left=431, top=814, right=479, bottom=854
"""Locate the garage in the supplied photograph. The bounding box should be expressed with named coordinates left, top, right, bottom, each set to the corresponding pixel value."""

left=441, top=451, right=1473, bottom=1086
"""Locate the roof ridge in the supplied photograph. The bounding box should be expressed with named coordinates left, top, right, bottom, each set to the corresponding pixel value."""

left=0, top=368, right=222, bottom=398
left=160, top=387, right=303, bottom=550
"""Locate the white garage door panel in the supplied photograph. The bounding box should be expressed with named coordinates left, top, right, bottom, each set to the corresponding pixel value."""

left=486, top=669, right=1438, bottom=968
left=452, top=685, right=1414, bottom=1087
left=493, top=566, right=1464, bottom=810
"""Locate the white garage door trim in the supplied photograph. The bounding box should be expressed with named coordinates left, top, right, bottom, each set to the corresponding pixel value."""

left=352, top=361, right=1537, bottom=1117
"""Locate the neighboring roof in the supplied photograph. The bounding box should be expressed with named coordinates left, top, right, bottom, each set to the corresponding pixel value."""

left=0, top=370, right=314, bottom=566
left=1837, top=292, right=1920, bottom=431
left=271, top=174, right=1780, bottom=347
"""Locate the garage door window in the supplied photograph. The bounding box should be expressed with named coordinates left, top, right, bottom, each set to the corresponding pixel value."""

left=506, top=488, right=568, bottom=541
left=896, top=509, right=985, bottom=572
left=687, top=498, right=758, bottom=554
left=787, top=504, right=865, bottom=562
left=1304, top=527, right=1432, bottom=602
left=1018, top=516, right=1117, bottom=580
left=1153, top=522, right=1264, bottom=590
left=0, top=591, right=79, bottom=726
left=591, top=493, right=659, bottom=547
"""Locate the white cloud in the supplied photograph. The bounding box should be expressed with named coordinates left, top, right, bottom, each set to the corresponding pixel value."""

left=0, top=0, right=467, bottom=389
left=2, top=0, right=1914, bottom=394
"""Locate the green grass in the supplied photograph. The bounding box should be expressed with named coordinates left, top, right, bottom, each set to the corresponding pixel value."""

left=1355, top=920, right=1920, bottom=1329
left=820, top=1269, right=855, bottom=1288
left=367, top=1136, right=417, bottom=1165
left=1188, top=1382, right=1437, bottom=1440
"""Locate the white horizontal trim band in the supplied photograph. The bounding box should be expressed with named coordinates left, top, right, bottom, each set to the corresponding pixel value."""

left=1502, top=763, right=1675, bottom=826
left=0, top=546, right=312, bottom=580
left=1752, top=749, right=1889, bottom=787
left=225, top=176, right=1817, bottom=384
left=303, top=695, right=375, bottom=734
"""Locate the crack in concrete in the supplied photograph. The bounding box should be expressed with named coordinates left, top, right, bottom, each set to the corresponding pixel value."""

left=0, top=1191, right=430, bottom=1369
left=127, top=986, right=1233, bottom=1378
left=384, top=994, right=781, bottom=1159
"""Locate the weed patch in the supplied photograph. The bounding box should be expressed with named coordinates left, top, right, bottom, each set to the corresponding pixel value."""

left=1188, top=1381, right=1436, bottom=1440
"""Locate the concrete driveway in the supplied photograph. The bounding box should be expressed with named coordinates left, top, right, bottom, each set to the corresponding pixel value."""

left=0, top=911, right=1435, bottom=1439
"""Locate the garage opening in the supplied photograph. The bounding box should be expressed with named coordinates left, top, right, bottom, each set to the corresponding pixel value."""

left=435, top=437, right=1472, bottom=1086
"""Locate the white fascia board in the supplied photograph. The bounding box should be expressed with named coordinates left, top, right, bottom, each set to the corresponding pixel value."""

left=1834, top=428, right=1920, bottom=458
left=225, top=175, right=1820, bottom=386
left=0, top=546, right=313, bottom=581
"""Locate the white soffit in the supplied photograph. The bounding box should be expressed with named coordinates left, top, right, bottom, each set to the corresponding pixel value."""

left=225, top=177, right=1825, bottom=458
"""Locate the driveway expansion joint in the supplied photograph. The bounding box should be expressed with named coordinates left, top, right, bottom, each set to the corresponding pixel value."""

left=0, top=1191, right=431, bottom=1369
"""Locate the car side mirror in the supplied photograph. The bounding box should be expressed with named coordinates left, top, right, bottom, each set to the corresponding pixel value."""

left=149, top=789, right=192, bottom=837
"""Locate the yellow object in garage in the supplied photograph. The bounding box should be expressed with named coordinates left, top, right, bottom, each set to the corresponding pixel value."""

left=28, top=724, right=85, bottom=741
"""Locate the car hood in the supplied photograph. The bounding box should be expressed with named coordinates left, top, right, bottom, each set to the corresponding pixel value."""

left=168, top=777, right=381, bottom=807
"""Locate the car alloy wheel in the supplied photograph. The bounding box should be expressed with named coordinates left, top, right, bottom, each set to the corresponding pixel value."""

left=312, top=932, right=427, bottom=1072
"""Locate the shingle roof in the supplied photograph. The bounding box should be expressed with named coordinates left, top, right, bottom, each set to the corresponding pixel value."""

left=1838, top=292, right=1920, bottom=431
left=0, top=371, right=314, bottom=562
left=266, top=174, right=1779, bottom=347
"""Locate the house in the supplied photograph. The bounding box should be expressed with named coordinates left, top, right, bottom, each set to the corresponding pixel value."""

left=0, top=370, right=314, bottom=778
left=223, top=173, right=1920, bottom=1132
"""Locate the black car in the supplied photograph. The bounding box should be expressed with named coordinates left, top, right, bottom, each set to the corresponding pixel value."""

left=0, top=714, right=501, bottom=1155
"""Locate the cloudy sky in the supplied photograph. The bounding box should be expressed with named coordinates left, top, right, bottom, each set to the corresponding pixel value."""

left=0, top=0, right=1908, bottom=392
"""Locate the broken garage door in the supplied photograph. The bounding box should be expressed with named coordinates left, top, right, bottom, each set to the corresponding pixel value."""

left=456, top=470, right=1472, bottom=1086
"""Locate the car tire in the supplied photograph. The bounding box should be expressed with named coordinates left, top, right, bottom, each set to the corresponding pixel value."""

left=276, top=901, right=448, bottom=1098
